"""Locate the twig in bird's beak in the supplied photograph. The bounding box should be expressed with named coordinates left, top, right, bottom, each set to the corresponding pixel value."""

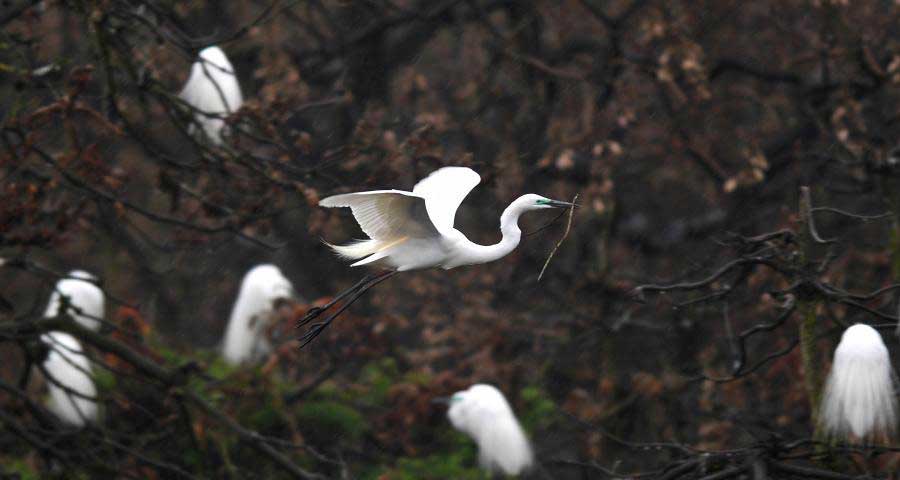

left=538, top=194, right=578, bottom=282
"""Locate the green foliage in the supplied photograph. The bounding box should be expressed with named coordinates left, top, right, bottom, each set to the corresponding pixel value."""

left=205, top=355, right=236, bottom=382
left=369, top=434, right=485, bottom=480
left=3, top=459, right=39, bottom=480
left=295, top=401, right=367, bottom=444
left=377, top=454, right=489, bottom=480
left=93, top=367, right=116, bottom=392
left=151, top=339, right=183, bottom=366
left=359, top=357, right=400, bottom=404
left=402, top=369, right=432, bottom=386
left=519, top=385, right=557, bottom=432
left=247, top=403, right=283, bottom=431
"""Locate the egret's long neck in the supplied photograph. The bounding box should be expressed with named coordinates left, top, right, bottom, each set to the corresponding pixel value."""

left=465, top=201, right=524, bottom=265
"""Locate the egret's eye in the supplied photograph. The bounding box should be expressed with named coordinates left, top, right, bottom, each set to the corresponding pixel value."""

left=451, top=394, right=463, bottom=403
left=535, top=199, right=549, bottom=205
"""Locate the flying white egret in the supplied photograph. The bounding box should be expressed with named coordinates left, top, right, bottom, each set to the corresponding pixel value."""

left=436, top=384, right=534, bottom=476
left=319, top=166, right=575, bottom=271
left=40, top=331, right=99, bottom=427
left=820, top=323, right=897, bottom=442
left=179, top=45, right=244, bottom=145
left=298, top=166, right=574, bottom=346
left=44, top=270, right=105, bottom=331
left=222, top=265, right=296, bottom=365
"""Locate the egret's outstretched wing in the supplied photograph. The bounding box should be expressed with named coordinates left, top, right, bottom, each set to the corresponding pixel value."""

left=319, top=190, right=440, bottom=239
left=412, top=167, right=481, bottom=234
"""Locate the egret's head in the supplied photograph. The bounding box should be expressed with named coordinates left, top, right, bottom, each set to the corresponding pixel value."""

left=445, top=390, right=473, bottom=433
left=45, top=270, right=105, bottom=332
left=518, top=193, right=576, bottom=211
left=242, top=264, right=297, bottom=303
left=197, top=46, right=234, bottom=73
left=444, top=384, right=514, bottom=434
left=67, top=270, right=98, bottom=282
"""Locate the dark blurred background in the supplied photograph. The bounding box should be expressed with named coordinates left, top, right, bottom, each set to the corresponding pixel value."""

left=3, top=0, right=900, bottom=478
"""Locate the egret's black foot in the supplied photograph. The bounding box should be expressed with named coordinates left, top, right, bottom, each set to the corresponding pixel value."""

left=296, top=270, right=397, bottom=347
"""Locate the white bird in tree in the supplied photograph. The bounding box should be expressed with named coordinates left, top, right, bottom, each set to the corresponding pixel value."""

left=437, top=384, right=534, bottom=476
left=40, top=331, right=99, bottom=427
left=44, top=270, right=105, bottom=332
left=179, top=46, right=244, bottom=145
left=40, top=271, right=105, bottom=426
left=820, top=323, right=897, bottom=442
left=299, top=166, right=574, bottom=345
left=222, top=265, right=296, bottom=365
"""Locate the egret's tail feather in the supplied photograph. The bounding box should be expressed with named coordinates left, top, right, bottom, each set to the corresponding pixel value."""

left=325, top=239, right=383, bottom=260
left=326, top=237, right=410, bottom=266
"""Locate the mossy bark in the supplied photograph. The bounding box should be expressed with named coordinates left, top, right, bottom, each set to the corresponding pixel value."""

left=797, top=187, right=824, bottom=439
left=798, top=299, right=822, bottom=436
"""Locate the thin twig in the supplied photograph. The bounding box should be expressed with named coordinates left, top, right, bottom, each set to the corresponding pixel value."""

left=538, top=194, right=578, bottom=281
left=810, top=206, right=892, bottom=221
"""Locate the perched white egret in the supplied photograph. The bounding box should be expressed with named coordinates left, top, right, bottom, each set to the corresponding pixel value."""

left=44, top=270, right=105, bottom=332
left=40, top=271, right=104, bottom=426
left=179, top=45, right=244, bottom=145
left=40, top=331, right=99, bottom=426
left=820, top=323, right=898, bottom=442
left=439, top=384, right=534, bottom=476
left=319, top=166, right=575, bottom=271
left=222, top=264, right=296, bottom=365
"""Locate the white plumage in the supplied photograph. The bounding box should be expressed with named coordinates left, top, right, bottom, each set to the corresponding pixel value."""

left=40, top=331, right=99, bottom=427
left=179, top=46, right=244, bottom=145
left=43, top=270, right=105, bottom=331
left=820, top=323, right=898, bottom=441
left=222, top=265, right=295, bottom=365
left=446, top=384, right=534, bottom=476
left=39, top=271, right=104, bottom=427
left=320, top=166, right=574, bottom=271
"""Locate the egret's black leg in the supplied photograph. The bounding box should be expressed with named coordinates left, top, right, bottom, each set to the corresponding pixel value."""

left=296, top=273, right=380, bottom=328
left=297, top=270, right=398, bottom=347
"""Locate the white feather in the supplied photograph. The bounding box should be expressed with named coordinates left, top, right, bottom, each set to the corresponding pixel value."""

left=412, top=166, right=481, bottom=235
left=44, top=270, right=105, bottom=332
left=319, top=190, right=440, bottom=241
left=41, top=332, right=98, bottom=427
left=447, top=384, right=534, bottom=476
left=820, top=323, right=898, bottom=441
left=222, top=265, right=295, bottom=365
left=325, top=239, right=385, bottom=261
left=179, top=46, right=244, bottom=145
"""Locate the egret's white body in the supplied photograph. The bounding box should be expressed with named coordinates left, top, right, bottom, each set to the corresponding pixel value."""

left=43, top=270, right=105, bottom=331
left=222, top=265, right=295, bottom=365
left=820, top=323, right=897, bottom=441
left=446, top=384, right=534, bottom=476
left=320, top=166, right=573, bottom=271
left=179, top=46, right=244, bottom=145
left=40, top=271, right=103, bottom=426
left=40, top=331, right=99, bottom=426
